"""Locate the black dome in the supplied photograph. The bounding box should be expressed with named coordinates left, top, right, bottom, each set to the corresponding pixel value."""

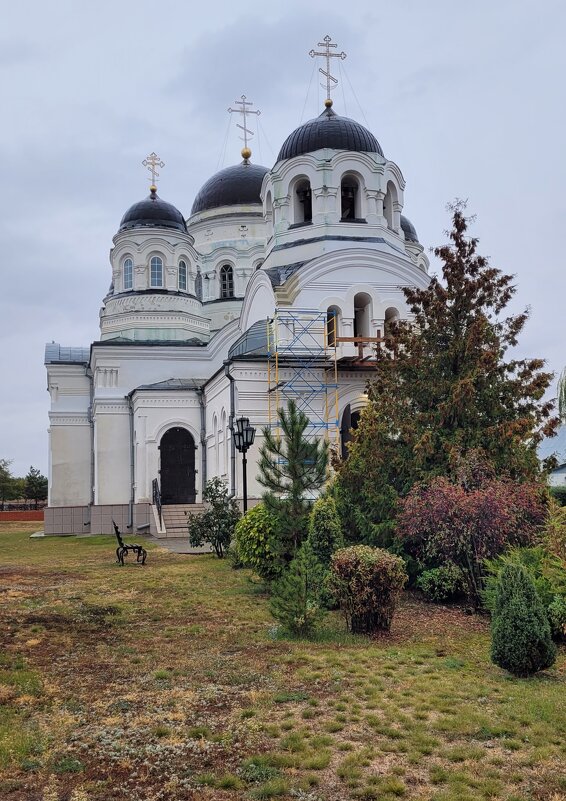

left=119, top=190, right=187, bottom=233
left=400, top=214, right=419, bottom=243
left=191, top=160, right=269, bottom=215
left=278, top=105, right=383, bottom=161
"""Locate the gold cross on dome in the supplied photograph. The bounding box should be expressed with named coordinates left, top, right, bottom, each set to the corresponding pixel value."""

left=309, top=35, right=347, bottom=101
left=228, top=95, right=261, bottom=151
left=142, top=152, right=165, bottom=188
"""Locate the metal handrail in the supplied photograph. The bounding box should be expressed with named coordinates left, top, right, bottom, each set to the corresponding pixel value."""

left=152, top=478, right=163, bottom=528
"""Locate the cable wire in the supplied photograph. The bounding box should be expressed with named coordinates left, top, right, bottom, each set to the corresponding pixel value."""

left=299, top=59, right=317, bottom=124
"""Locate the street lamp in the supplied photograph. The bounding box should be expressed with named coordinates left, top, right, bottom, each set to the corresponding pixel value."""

left=233, top=416, right=256, bottom=513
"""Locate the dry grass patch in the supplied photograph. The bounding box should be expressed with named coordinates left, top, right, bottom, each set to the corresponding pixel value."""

left=0, top=523, right=565, bottom=800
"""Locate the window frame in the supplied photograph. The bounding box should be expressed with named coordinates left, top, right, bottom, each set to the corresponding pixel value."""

left=178, top=259, right=188, bottom=291
left=220, top=264, right=234, bottom=299
left=123, top=257, right=133, bottom=291
left=150, top=256, right=163, bottom=288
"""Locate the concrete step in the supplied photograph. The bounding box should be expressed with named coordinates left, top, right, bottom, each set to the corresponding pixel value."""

left=161, top=504, right=205, bottom=535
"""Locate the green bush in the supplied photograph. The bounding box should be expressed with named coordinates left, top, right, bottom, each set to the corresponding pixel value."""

left=329, top=545, right=407, bottom=634
left=270, top=542, right=325, bottom=637
left=234, top=503, right=279, bottom=582
left=549, top=485, right=566, bottom=507
left=307, top=495, right=344, bottom=567
left=416, top=563, right=465, bottom=602
left=483, top=546, right=566, bottom=639
left=490, top=563, right=556, bottom=676
left=187, top=478, right=240, bottom=558
left=548, top=595, right=566, bottom=640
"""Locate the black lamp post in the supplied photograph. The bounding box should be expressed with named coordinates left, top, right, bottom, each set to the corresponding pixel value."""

left=233, top=416, right=256, bottom=513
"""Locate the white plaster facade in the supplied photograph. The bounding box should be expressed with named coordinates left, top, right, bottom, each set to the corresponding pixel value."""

left=45, top=103, right=429, bottom=536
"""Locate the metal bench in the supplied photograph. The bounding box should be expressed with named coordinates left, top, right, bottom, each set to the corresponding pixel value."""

left=112, top=521, right=147, bottom=566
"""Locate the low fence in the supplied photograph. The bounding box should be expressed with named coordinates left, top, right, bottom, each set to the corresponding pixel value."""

left=0, top=511, right=44, bottom=521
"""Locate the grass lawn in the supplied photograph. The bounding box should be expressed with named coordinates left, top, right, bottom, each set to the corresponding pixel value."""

left=1, top=523, right=565, bottom=801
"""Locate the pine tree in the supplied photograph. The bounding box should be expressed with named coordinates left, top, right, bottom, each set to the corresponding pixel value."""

left=24, top=466, right=48, bottom=509
left=258, top=400, right=328, bottom=569
left=491, top=563, right=556, bottom=676
left=269, top=542, right=325, bottom=637
left=337, top=204, right=558, bottom=542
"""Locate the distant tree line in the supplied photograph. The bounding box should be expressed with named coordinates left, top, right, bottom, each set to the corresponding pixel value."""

left=0, top=459, right=48, bottom=509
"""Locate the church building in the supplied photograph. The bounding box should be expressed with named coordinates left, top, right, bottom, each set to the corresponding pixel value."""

left=44, top=39, right=429, bottom=536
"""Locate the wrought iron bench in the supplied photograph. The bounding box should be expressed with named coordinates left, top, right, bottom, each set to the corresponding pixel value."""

left=112, top=521, right=147, bottom=566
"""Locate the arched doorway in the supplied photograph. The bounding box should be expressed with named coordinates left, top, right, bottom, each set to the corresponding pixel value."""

left=159, top=427, right=196, bottom=504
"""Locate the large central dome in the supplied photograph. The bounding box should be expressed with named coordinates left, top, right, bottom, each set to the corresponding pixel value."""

left=191, top=160, right=268, bottom=215
left=277, top=104, right=383, bottom=162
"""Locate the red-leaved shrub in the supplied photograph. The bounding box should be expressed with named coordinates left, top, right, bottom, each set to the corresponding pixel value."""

left=329, top=545, right=407, bottom=634
left=397, top=477, right=547, bottom=606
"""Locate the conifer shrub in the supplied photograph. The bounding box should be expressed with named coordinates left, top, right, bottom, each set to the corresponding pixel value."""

left=329, top=545, right=407, bottom=634
left=490, top=563, right=556, bottom=676
left=269, top=543, right=325, bottom=637
left=234, top=503, right=279, bottom=582
left=307, top=495, right=344, bottom=567
left=483, top=546, right=566, bottom=639
left=416, top=563, right=465, bottom=602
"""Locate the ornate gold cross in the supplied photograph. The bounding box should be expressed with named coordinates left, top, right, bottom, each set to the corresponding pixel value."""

left=309, top=35, right=347, bottom=101
left=228, top=95, right=261, bottom=154
left=142, top=152, right=165, bottom=188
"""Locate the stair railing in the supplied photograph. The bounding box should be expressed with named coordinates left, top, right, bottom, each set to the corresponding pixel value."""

left=152, top=477, right=163, bottom=528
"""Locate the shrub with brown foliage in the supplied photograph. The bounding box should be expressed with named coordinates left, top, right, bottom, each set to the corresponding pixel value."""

left=397, top=476, right=547, bottom=606
left=329, top=545, right=407, bottom=634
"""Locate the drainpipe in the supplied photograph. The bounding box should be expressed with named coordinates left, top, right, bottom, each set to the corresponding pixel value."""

left=223, top=360, right=236, bottom=497
left=126, top=393, right=135, bottom=530
left=86, top=367, right=95, bottom=523
left=197, top=387, right=207, bottom=492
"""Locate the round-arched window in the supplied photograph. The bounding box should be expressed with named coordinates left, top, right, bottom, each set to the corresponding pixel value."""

left=179, top=260, right=187, bottom=291
left=123, top=258, right=133, bottom=290
left=150, top=256, right=163, bottom=288
left=220, top=264, right=234, bottom=298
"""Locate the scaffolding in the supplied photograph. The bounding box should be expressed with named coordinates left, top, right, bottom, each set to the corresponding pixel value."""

left=267, top=308, right=339, bottom=445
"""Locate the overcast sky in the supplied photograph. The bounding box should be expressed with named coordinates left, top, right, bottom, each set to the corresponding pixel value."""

left=0, top=0, right=564, bottom=476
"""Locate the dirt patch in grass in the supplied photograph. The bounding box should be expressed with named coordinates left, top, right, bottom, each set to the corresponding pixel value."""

left=0, top=523, right=564, bottom=801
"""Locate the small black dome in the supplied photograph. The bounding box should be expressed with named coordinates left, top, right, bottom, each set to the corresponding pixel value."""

left=119, top=190, right=187, bottom=233
left=191, top=160, right=269, bottom=215
left=278, top=105, right=383, bottom=161
left=400, top=214, right=419, bottom=243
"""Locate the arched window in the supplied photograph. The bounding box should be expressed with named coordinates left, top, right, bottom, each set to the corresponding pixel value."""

left=178, top=260, right=187, bottom=291
left=327, top=306, right=340, bottom=347
left=341, top=404, right=361, bottom=459
left=213, top=414, right=218, bottom=475
left=150, top=256, right=163, bottom=288
left=221, top=409, right=227, bottom=475
left=384, top=181, right=398, bottom=230
left=294, top=179, right=312, bottom=224
left=265, top=191, right=274, bottom=238
left=384, top=307, right=400, bottom=337
left=341, top=175, right=359, bottom=220
left=353, top=292, right=371, bottom=338
left=123, top=258, right=133, bottom=290
left=220, top=264, right=234, bottom=299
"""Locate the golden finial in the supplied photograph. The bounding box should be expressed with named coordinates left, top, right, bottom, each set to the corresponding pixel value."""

left=241, top=147, right=252, bottom=161
left=324, top=98, right=333, bottom=108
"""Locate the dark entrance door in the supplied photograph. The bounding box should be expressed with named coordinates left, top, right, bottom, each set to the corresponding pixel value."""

left=159, top=427, right=196, bottom=504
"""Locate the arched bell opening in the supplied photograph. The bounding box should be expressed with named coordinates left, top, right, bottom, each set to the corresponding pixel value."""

left=340, top=403, right=361, bottom=459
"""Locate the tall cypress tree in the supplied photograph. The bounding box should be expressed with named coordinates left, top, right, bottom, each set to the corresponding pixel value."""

left=337, top=204, right=558, bottom=542
left=258, top=400, right=328, bottom=570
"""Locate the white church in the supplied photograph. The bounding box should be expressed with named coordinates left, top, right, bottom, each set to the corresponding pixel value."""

left=44, top=40, right=429, bottom=536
